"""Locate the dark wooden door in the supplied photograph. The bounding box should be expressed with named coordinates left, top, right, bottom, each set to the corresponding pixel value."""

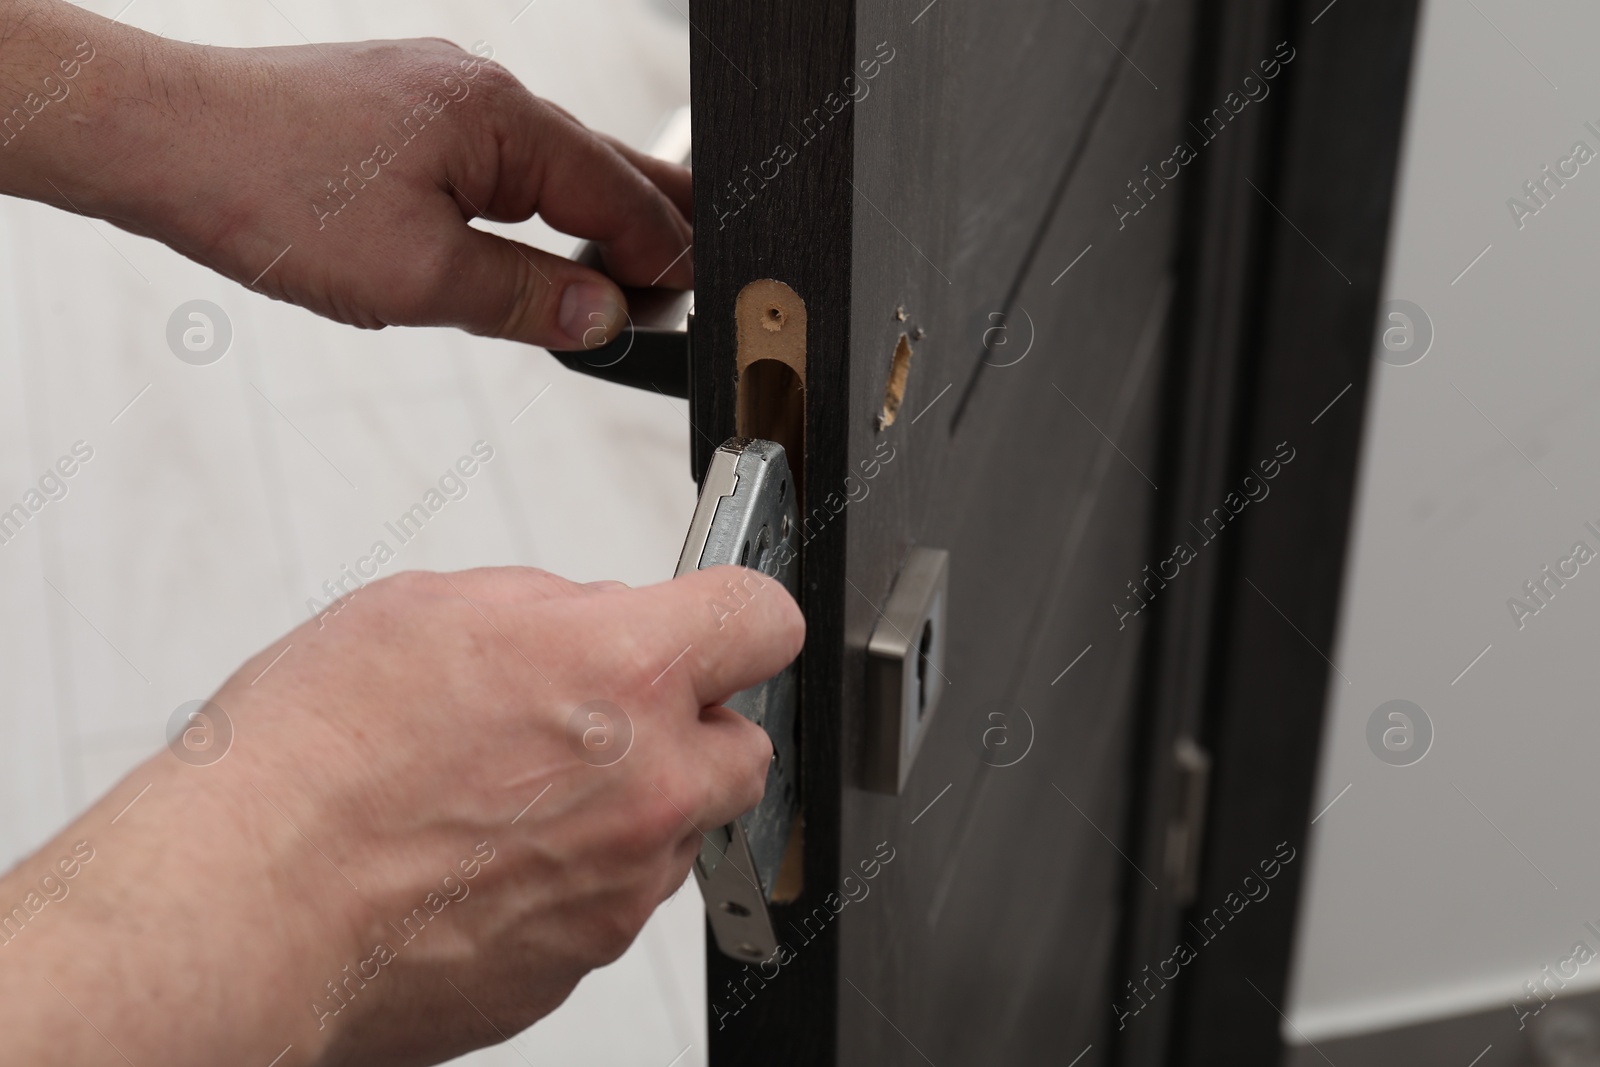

left=690, top=2, right=1194, bottom=1061
left=684, top=1, right=1417, bottom=1065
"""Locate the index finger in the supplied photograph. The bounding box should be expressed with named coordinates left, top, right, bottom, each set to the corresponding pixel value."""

left=480, top=91, right=693, bottom=290
left=627, top=565, right=805, bottom=709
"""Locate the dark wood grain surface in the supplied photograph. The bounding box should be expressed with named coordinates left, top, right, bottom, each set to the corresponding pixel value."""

left=1115, top=2, right=1422, bottom=1066
left=689, top=1, right=856, bottom=1063
left=836, top=0, right=1195, bottom=1061
left=690, top=0, right=1412, bottom=1062
left=692, top=0, right=1194, bottom=1063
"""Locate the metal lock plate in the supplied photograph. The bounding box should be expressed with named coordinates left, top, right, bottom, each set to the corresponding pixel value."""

left=675, top=438, right=801, bottom=962
left=864, top=547, right=950, bottom=795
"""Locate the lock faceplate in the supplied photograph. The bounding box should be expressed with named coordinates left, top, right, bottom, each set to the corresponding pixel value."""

left=676, top=438, right=801, bottom=962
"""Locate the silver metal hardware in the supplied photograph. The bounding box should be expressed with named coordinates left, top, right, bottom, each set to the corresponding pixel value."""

left=676, top=438, right=801, bottom=962
left=864, top=547, right=950, bottom=795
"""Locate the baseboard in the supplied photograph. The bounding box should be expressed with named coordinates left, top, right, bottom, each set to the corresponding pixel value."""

left=1284, top=990, right=1600, bottom=1067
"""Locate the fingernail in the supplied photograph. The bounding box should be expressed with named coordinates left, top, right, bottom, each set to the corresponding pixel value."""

left=559, top=282, right=624, bottom=349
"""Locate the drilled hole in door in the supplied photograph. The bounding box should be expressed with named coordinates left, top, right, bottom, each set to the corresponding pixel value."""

left=737, top=358, right=804, bottom=507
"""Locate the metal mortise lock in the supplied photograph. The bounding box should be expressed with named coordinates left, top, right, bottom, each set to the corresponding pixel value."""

left=676, top=438, right=801, bottom=963
left=864, top=547, right=950, bottom=795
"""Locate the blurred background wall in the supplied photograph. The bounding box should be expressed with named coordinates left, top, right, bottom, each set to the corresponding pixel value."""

left=0, top=1, right=704, bottom=1063
left=1285, top=0, right=1600, bottom=1050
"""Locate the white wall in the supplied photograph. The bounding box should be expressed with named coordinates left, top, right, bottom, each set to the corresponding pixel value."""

left=1286, top=0, right=1600, bottom=1044
left=0, top=1, right=705, bottom=1063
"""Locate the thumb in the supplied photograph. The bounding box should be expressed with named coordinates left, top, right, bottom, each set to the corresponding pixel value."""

left=450, top=227, right=628, bottom=350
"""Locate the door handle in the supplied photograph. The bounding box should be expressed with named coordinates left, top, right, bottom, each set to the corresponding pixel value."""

left=548, top=106, right=692, bottom=399
left=547, top=320, right=689, bottom=399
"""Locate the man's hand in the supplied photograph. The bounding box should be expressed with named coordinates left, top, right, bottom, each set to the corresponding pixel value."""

left=0, top=1, right=691, bottom=349
left=0, top=566, right=803, bottom=1067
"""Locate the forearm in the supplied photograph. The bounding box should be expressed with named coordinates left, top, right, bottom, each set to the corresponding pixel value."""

left=0, top=0, right=186, bottom=217
left=0, top=757, right=360, bottom=1066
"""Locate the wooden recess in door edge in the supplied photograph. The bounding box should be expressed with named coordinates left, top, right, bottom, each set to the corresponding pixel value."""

left=735, top=279, right=808, bottom=903
left=736, top=280, right=807, bottom=507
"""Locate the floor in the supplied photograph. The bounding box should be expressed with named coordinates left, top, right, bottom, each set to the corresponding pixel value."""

left=0, top=1, right=706, bottom=1063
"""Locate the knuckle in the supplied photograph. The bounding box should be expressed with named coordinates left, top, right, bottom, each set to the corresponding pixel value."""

left=605, top=624, right=667, bottom=696
left=776, top=588, right=806, bottom=656
left=608, top=790, right=684, bottom=863
left=592, top=894, right=653, bottom=963
left=379, top=569, right=450, bottom=600
left=390, top=241, right=469, bottom=325
left=464, top=565, right=572, bottom=602
left=488, top=262, right=559, bottom=344
left=637, top=781, right=692, bottom=846
left=472, top=58, right=521, bottom=96
left=739, top=740, right=771, bottom=810
left=517, top=566, right=569, bottom=590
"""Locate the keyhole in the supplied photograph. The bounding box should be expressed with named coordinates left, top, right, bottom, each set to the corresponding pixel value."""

left=915, top=620, right=933, bottom=722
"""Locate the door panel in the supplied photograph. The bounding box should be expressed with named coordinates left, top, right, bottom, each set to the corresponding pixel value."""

left=681, top=0, right=1439, bottom=1060
left=692, top=0, right=1195, bottom=1063
left=846, top=0, right=1196, bottom=1050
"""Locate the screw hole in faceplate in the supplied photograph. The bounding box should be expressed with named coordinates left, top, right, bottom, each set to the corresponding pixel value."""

left=755, top=525, right=772, bottom=572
